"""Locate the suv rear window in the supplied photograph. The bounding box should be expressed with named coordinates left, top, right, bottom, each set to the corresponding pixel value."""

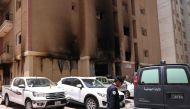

left=166, top=68, right=189, bottom=84
left=140, top=68, right=160, bottom=85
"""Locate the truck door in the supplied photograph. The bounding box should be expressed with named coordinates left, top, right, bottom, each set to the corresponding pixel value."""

left=16, top=79, right=25, bottom=105
left=11, top=78, right=25, bottom=105
left=135, top=67, right=164, bottom=108
left=70, top=78, right=83, bottom=102
left=164, top=65, right=190, bottom=109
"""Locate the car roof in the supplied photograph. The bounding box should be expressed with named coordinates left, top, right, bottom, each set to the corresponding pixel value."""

left=61, top=76, right=98, bottom=80
left=15, top=77, right=48, bottom=79
left=140, top=64, right=190, bottom=69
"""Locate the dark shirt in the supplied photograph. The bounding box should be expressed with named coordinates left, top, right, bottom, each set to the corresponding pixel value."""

left=107, top=84, right=120, bottom=109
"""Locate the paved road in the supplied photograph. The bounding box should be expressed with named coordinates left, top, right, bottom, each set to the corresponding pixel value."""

left=0, top=98, right=134, bottom=109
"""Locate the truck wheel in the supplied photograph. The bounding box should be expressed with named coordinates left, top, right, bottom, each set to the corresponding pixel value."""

left=85, top=97, right=99, bottom=109
left=5, top=95, right=11, bottom=107
left=25, top=100, right=33, bottom=109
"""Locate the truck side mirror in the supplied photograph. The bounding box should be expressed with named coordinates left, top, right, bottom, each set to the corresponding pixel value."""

left=18, top=84, right=25, bottom=88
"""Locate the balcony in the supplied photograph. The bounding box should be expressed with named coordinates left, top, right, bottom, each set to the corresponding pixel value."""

left=0, top=20, right=13, bottom=37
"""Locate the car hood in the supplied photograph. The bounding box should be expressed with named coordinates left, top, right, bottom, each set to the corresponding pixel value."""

left=27, top=86, right=65, bottom=93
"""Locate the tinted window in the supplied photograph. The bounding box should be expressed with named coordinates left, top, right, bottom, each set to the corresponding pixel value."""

left=140, top=69, right=160, bottom=84
left=13, top=78, right=20, bottom=86
left=62, top=78, right=72, bottom=85
left=72, top=78, right=82, bottom=87
left=18, top=79, right=25, bottom=86
left=166, top=68, right=189, bottom=84
left=82, top=79, right=105, bottom=88
left=26, top=78, right=55, bottom=87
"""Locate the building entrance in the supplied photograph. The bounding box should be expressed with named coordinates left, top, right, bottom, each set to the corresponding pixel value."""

left=95, top=63, right=108, bottom=76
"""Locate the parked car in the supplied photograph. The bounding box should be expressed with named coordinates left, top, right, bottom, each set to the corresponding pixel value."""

left=134, top=64, right=190, bottom=109
left=2, top=77, right=68, bottom=109
left=122, top=81, right=134, bottom=98
left=90, top=76, right=110, bottom=87
left=57, top=77, right=125, bottom=109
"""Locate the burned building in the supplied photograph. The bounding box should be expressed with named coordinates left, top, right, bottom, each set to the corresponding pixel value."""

left=0, top=0, right=161, bottom=83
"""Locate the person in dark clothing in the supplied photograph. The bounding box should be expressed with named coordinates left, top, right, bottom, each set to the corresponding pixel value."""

left=107, top=76, right=124, bottom=109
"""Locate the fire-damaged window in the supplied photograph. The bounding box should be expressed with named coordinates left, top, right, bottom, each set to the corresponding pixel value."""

left=71, top=2, right=76, bottom=11
left=125, top=51, right=131, bottom=61
left=123, top=26, right=130, bottom=36
left=16, top=32, right=21, bottom=45
left=96, top=11, right=103, bottom=20
left=16, top=0, right=21, bottom=11
left=140, top=8, right=146, bottom=15
left=141, top=27, right=147, bottom=36
left=6, top=45, right=10, bottom=53
left=5, top=12, right=10, bottom=20
left=144, top=49, right=149, bottom=57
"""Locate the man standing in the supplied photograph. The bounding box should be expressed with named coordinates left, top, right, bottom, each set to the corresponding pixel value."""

left=107, top=76, right=123, bottom=109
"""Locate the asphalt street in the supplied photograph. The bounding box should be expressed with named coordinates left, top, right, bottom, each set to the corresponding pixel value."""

left=0, top=97, right=134, bottom=109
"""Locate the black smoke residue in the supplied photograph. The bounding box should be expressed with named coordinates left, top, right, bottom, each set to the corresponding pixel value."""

left=65, top=33, right=80, bottom=60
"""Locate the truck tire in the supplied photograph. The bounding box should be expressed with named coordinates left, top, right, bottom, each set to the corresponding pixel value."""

left=25, top=100, right=33, bottom=109
left=85, top=97, right=99, bottom=109
left=5, top=95, right=11, bottom=107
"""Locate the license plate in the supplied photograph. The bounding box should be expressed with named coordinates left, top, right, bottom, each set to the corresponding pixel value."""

left=170, top=93, right=184, bottom=100
left=55, top=101, right=61, bottom=105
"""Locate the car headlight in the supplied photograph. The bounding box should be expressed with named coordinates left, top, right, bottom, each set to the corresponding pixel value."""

left=97, top=93, right=107, bottom=98
left=33, top=92, right=46, bottom=97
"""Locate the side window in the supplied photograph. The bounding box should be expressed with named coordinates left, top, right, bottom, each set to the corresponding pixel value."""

left=13, top=78, right=20, bottom=86
left=62, top=78, right=72, bottom=85
left=72, top=78, right=82, bottom=87
left=96, top=78, right=101, bottom=82
left=18, top=79, right=25, bottom=86
left=166, top=68, right=189, bottom=84
left=140, top=68, right=160, bottom=85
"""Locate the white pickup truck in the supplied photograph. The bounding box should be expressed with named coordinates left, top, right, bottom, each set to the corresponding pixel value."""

left=2, top=77, right=68, bottom=109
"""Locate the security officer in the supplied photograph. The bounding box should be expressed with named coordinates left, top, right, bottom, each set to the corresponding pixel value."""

left=107, top=76, right=123, bottom=109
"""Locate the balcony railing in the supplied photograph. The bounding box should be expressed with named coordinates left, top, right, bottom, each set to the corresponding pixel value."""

left=0, top=20, right=13, bottom=37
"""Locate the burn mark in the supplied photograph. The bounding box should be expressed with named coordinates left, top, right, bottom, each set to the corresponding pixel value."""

left=95, top=0, right=115, bottom=61
left=58, top=59, right=64, bottom=74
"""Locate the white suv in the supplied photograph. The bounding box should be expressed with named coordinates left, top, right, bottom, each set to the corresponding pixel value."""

left=57, top=77, right=125, bottom=109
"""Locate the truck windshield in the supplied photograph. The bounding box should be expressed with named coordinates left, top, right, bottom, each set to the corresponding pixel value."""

left=26, top=78, right=55, bottom=87
left=82, top=79, right=105, bottom=88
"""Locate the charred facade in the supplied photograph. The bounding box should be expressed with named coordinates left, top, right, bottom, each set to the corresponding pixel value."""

left=0, top=0, right=161, bottom=83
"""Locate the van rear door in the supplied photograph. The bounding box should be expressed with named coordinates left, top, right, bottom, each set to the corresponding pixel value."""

left=135, top=67, right=165, bottom=108
left=164, top=65, right=190, bottom=109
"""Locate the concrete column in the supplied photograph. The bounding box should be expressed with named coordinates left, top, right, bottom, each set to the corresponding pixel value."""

left=78, top=56, right=91, bottom=76
left=24, top=55, right=34, bottom=76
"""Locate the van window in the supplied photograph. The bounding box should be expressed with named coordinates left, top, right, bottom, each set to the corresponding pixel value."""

left=140, top=69, right=160, bottom=85
left=166, top=68, right=189, bottom=84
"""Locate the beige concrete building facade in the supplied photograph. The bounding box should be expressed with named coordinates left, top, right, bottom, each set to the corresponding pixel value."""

left=0, top=0, right=161, bottom=83
left=157, top=0, right=188, bottom=64
left=181, top=0, right=190, bottom=64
